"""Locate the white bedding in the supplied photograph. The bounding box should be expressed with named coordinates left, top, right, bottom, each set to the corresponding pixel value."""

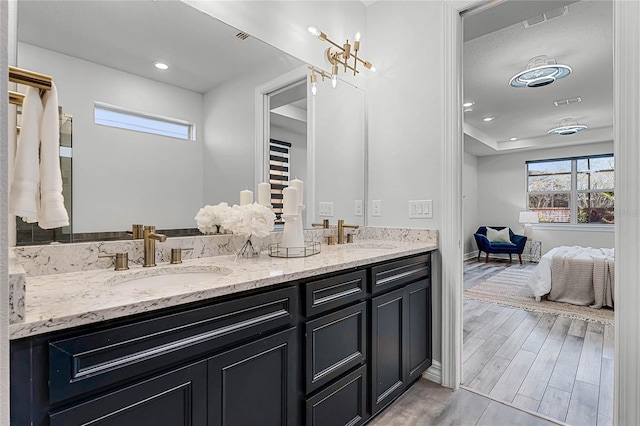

left=526, top=245, right=615, bottom=300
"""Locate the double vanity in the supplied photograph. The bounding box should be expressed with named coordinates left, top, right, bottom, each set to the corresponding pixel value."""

left=9, top=228, right=437, bottom=425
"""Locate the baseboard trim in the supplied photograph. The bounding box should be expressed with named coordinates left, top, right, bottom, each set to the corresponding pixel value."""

left=464, top=251, right=478, bottom=261
left=422, top=359, right=442, bottom=384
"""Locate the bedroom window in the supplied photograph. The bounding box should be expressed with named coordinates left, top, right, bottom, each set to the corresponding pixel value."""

left=527, top=154, right=614, bottom=225
left=269, top=139, right=291, bottom=224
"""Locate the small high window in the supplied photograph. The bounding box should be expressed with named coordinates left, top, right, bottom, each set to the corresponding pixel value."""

left=94, top=102, right=195, bottom=141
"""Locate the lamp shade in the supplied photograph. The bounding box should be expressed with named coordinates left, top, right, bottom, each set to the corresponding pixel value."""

left=519, top=211, right=539, bottom=224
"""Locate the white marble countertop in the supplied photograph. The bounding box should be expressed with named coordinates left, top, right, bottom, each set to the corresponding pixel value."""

left=10, top=240, right=437, bottom=340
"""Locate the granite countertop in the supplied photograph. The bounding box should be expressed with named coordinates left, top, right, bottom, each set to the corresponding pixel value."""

left=10, top=240, right=437, bottom=340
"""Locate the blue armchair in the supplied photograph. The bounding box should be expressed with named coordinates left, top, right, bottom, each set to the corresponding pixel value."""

left=474, top=226, right=527, bottom=264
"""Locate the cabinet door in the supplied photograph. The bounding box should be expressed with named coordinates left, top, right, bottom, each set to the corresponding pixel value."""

left=49, top=361, right=207, bottom=426
left=208, top=327, right=297, bottom=426
left=407, top=278, right=432, bottom=382
left=305, top=301, right=367, bottom=393
left=370, top=287, right=408, bottom=415
left=305, top=365, right=368, bottom=426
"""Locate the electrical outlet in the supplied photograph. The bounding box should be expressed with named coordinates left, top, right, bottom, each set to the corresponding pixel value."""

left=354, top=200, right=363, bottom=216
left=372, top=200, right=382, bottom=217
left=409, top=200, right=433, bottom=219
left=318, top=202, right=334, bottom=217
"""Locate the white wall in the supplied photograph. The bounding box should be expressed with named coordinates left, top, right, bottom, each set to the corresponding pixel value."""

left=17, top=43, right=204, bottom=233
left=202, top=57, right=302, bottom=206
left=366, top=2, right=444, bottom=229
left=313, top=81, right=365, bottom=226
left=477, top=142, right=615, bottom=254
left=463, top=151, right=479, bottom=257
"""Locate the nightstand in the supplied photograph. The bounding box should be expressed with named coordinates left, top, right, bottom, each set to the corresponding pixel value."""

left=524, top=240, right=542, bottom=263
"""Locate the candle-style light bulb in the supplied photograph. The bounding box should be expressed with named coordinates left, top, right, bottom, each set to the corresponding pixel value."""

left=310, top=72, right=317, bottom=95
left=355, top=32, right=361, bottom=42
left=308, top=26, right=319, bottom=36
left=331, top=74, right=337, bottom=88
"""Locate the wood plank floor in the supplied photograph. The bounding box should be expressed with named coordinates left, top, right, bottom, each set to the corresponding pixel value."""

left=368, top=378, right=558, bottom=426
left=463, top=259, right=614, bottom=426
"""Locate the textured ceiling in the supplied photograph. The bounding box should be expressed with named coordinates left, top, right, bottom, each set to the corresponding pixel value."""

left=463, top=0, right=613, bottom=156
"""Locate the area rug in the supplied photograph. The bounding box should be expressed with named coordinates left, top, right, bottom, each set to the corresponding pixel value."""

left=465, top=268, right=614, bottom=325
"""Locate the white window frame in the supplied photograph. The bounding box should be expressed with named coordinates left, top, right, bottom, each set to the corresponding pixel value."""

left=94, top=101, right=196, bottom=141
left=526, top=154, right=614, bottom=228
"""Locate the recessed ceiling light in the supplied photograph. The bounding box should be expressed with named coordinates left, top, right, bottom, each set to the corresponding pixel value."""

left=548, top=118, right=588, bottom=136
left=509, top=55, right=571, bottom=88
left=509, top=137, right=518, bottom=141
left=483, top=117, right=494, bottom=122
left=154, top=61, right=169, bottom=70
left=463, top=101, right=475, bottom=108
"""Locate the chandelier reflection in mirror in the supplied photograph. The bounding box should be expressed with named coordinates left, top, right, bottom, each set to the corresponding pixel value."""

left=307, top=26, right=375, bottom=95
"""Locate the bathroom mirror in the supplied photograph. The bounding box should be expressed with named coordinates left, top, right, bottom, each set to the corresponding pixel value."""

left=15, top=0, right=366, bottom=242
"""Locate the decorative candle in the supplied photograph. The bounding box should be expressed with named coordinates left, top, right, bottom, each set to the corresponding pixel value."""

left=282, top=187, right=298, bottom=215
left=290, top=178, right=304, bottom=206
left=257, top=182, right=270, bottom=206
left=240, top=189, right=253, bottom=205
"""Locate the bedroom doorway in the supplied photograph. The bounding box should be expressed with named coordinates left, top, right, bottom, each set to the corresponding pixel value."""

left=460, top=1, right=615, bottom=425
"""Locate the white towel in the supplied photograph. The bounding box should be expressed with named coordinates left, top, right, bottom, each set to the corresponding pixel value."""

left=9, top=86, right=42, bottom=223
left=38, top=83, right=69, bottom=229
left=9, top=83, right=69, bottom=229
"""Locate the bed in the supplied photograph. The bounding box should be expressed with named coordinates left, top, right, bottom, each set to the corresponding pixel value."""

left=526, top=246, right=614, bottom=308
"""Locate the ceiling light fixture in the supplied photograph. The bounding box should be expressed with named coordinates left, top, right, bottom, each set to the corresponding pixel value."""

left=483, top=116, right=494, bottom=122
left=509, top=55, right=571, bottom=88
left=510, top=137, right=518, bottom=141
left=548, top=118, right=588, bottom=136
left=307, top=26, right=375, bottom=92
left=153, top=61, right=169, bottom=70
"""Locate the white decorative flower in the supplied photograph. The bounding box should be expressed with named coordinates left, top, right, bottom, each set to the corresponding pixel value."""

left=223, top=203, right=275, bottom=239
left=195, top=202, right=231, bottom=234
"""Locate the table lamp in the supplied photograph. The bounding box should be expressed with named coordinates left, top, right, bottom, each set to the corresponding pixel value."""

left=519, top=211, right=539, bottom=239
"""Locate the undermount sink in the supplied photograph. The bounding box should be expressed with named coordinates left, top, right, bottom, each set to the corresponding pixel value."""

left=106, top=265, right=233, bottom=288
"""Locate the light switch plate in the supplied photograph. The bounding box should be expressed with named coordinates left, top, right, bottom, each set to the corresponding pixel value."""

left=372, top=200, right=382, bottom=217
left=409, top=200, right=433, bottom=219
left=354, top=200, right=363, bottom=216
left=318, top=202, right=334, bottom=217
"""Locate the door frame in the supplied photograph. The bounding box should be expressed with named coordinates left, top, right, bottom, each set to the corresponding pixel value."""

left=442, top=1, right=640, bottom=425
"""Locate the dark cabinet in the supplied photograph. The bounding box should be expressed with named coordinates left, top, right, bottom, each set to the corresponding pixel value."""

left=11, top=251, right=433, bottom=426
left=370, top=277, right=431, bottom=415
left=305, top=365, right=368, bottom=426
left=305, top=302, right=367, bottom=393
left=208, top=327, right=298, bottom=426
left=49, top=361, right=207, bottom=426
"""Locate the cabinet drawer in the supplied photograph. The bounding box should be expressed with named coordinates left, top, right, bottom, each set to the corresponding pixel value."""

left=306, top=365, right=368, bottom=426
left=370, top=253, right=430, bottom=295
left=50, top=361, right=207, bottom=426
left=304, top=270, right=366, bottom=317
left=49, top=286, right=297, bottom=404
left=305, top=302, right=367, bottom=393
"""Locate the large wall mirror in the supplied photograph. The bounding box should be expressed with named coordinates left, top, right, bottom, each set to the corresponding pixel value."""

left=14, top=0, right=366, bottom=244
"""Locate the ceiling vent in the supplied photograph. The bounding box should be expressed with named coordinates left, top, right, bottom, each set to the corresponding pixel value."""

left=235, top=32, right=250, bottom=41
left=509, top=55, right=572, bottom=88
left=548, top=118, right=588, bottom=136
left=554, top=97, right=582, bottom=107
left=523, top=6, right=569, bottom=29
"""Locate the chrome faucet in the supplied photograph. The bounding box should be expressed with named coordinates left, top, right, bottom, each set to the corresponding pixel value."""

left=143, top=225, right=166, bottom=267
left=337, top=219, right=359, bottom=244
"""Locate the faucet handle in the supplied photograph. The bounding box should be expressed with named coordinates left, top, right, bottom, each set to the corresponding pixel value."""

left=312, top=219, right=330, bottom=228
left=170, top=247, right=193, bottom=264
left=126, top=224, right=144, bottom=239
left=325, top=235, right=335, bottom=245
left=98, top=252, right=129, bottom=271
